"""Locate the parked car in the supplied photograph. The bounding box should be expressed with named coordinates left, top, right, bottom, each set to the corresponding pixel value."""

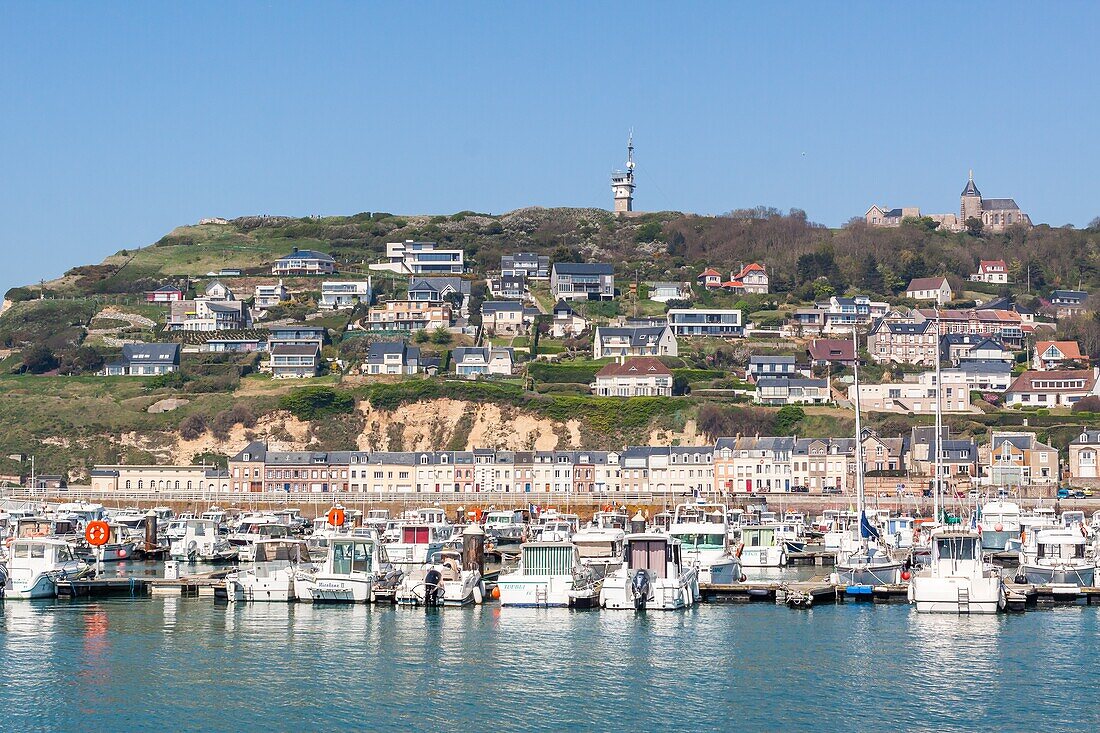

left=821, top=486, right=842, bottom=495
left=1056, top=487, right=1072, bottom=499
left=789, top=485, right=809, bottom=494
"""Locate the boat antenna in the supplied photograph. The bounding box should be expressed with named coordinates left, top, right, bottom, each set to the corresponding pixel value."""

left=933, top=309, right=942, bottom=524
left=852, top=326, right=866, bottom=550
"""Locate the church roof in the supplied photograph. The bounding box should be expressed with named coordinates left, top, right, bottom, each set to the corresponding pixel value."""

left=961, top=176, right=981, bottom=197
left=981, top=199, right=1020, bottom=211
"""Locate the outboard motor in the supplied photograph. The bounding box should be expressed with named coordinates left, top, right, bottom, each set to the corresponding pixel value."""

left=630, top=569, right=651, bottom=611
left=424, top=567, right=443, bottom=606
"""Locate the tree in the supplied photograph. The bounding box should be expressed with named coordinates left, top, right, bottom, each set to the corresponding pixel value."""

left=58, top=346, right=105, bottom=375
left=965, top=217, right=984, bottom=237
left=278, top=386, right=354, bottom=420
left=413, top=329, right=430, bottom=343
left=430, top=327, right=452, bottom=345
left=858, top=254, right=885, bottom=294
left=178, top=413, right=208, bottom=440
left=1072, top=395, right=1100, bottom=413
left=21, top=344, right=57, bottom=374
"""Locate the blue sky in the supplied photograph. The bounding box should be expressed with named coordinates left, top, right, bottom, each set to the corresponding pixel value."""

left=2, top=2, right=1098, bottom=294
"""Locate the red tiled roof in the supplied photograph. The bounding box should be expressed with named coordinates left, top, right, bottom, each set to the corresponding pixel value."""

left=698, top=268, right=722, bottom=278
left=807, top=338, right=856, bottom=362
left=906, top=276, right=949, bottom=292
left=1006, top=369, right=1096, bottom=394
left=979, top=260, right=1007, bottom=271
left=1036, top=341, right=1084, bottom=360
left=596, top=356, right=673, bottom=378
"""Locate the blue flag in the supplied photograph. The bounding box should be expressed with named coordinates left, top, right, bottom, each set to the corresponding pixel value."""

left=860, top=511, right=880, bottom=541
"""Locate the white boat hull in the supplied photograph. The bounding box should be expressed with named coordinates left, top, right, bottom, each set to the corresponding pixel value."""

left=909, top=575, right=1003, bottom=614
left=6, top=572, right=57, bottom=599
left=226, top=569, right=296, bottom=602
left=497, top=574, right=574, bottom=607
left=738, top=545, right=786, bottom=568
left=1020, top=564, right=1095, bottom=587
left=600, top=569, right=699, bottom=611
left=294, top=574, right=373, bottom=603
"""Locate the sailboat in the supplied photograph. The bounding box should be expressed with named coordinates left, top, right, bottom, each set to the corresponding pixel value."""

left=833, top=327, right=903, bottom=587
left=909, top=308, right=1005, bottom=613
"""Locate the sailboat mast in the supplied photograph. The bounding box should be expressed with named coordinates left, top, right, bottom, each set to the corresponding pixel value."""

left=933, top=310, right=942, bottom=523
left=852, top=327, right=865, bottom=519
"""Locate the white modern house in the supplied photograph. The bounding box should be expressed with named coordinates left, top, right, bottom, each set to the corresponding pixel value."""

left=320, top=279, right=373, bottom=310
left=453, top=347, right=514, bottom=378
left=386, top=240, right=464, bottom=275
left=666, top=308, right=743, bottom=338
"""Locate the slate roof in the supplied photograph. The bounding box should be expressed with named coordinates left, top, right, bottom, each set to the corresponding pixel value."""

left=277, top=249, right=334, bottom=262
left=552, top=262, right=614, bottom=275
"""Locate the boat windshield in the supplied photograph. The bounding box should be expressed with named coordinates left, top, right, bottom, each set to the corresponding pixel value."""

left=935, top=537, right=978, bottom=560
left=1038, top=543, right=1086, bottom=560
left=575, top=541, right=616, bottom=559
left=671, top=533, right=725, bottom=550
left=742, top=529, right=775, bottom=546
left=331, top=541, right=372, bottom=574
left=254, top=542, right=302, bottom=563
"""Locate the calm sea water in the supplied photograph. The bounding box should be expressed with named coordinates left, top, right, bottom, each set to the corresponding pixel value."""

left=3, top=593, right=1100, bottom=732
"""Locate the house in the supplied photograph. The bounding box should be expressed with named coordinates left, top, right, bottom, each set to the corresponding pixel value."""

left=407, top=277, right=471, bottom=308
left=167, top=299, right=251, bottom=332
left=905, top=276, right=953, bottom=305
left=864, top=205, right=918, bottom=227
left=453, top=346, right=513, bottom=378
left=254, top=280, right=288, bottom=309
left=807, top=338, right=857, bottom=368
left=697, top=268, right=723, bottom=289
left=985, top=432, right=1059, bottom=486
left=1004, top=368, right=1100, bottom=407
left=666, top=308, right=743, bottom=338
left=953, top=360, right=1015, bottom=392
left=747, top=355, right=797, bottom=380
left=859, top=430, right=906, bottom=475
left=487, top=274, right=526, bottom=299
left=201, top=337, right=265, bottom=353
left=867, top=318, right=937, bottom=367
left=144, top=285, right=184, bottom=303
left=266, top=325, right=326, bottom=349
left=1033, top=340, right=1086, bottom=370
left=1050, top=289, right=1088, bottom=318
left=551, top=299, right=587, bottom=338
left=481, top=301, right=529, bottom=336
left=386, top=240, right=464, bottom=274
left=365, top=342, right=420, bottom=375
left=592, top=357, right=674, bottom=397
left=99, top=343, right=181, bottom=376
left=320, top=280, right=373, bottom=310
left=365, top=300, right=451, bottom=331
left=940, top=334, right=1014, bottom=366
left=789, top=438, right=855, bottom=494
left=592, top=325, right=677, bottom=360
left=1068, top=430, right=1100, bottom=478
left=269, top=344, right=320, bottom=378
left=501, top=252, right=549, bottom=279
left=713, top=436, right=796, bottom=494
left=755, top=377, right=830, bottom=405
left=971, top=260, right=1008, bottom=284
left=729, top=263, right=769, bottom=294
left=647, top=282, right=692, bottom=303
left=202, top=280, right=234, bottom=301
left=851, top=370, right=975, bottom=414
left=272, top=248, right=336, bottom=276
left=908, top=428, right=978, bottom=479
left=550, top=262, right=615, bottom=301
left=796, top=295, right=890, bottom=336
left=914, top=307, right=1026, bottom=349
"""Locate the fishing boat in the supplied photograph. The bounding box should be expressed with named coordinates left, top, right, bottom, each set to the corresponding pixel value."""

left=1016, top=525, right=1096, bottom=587
left=599, top=534, right=699, bottom=611
left=294, top=536, right=395, bottom=603
left=4, top=538, right=92, bottom=599
left=737, top=525, right=788, bottom=568
left=169, top=519, right=238, bottom=563
left=668, top=503, right=743, bottom=584
left=881, top=516, right=917, bottom=550
left=227, top=517, right=290, bottom=562
left=82, top=523, right=138, bottom=562
left=498, top=541, right=579, bottom=607
left=834, top=328, right=903, bottom=587
left=976, top=501, right=1022, bottom=550
left=909, top=528, right=1005, bottom=613
left=395, top=549, right=484, bottom=606
left=387, top=521, right=453, bottom=568
left=224, top=538, right=315, bottom=602
left=484, top=510, right=528, bottom=545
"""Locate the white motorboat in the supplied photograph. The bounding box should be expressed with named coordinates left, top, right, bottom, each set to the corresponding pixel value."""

left=224, top=538, right=315, bottom=602
left=483, top=510, right=528, bottom=545
left=84, top=522, right=138, bottom=562
left=668, top=503, right=742, bottom=584
left=387, top=522, right=453, bottom=568
left=395, top=549, right=484, bottom=607
left=909, top=528, right=1005, bottom=614
left=737, top=525, right=788, bottom=568
left=882, top=516, right=917, bottom=550
left=534, top=520, right=575, bottom=543
left=169, top=519, right=238, bottom=563
left=4, top=538, right=92, bottom=599
left=1017, top=525, right=1096, bottom=587
left=498, top=542, right=579, bottom=607
left=600, top=534, right=699, bottom=611
left=976, top=501, right=1021, bottom=550
left=568, top=524, right=625, bottom=605
left=295, top=536, right=394, bottom=603
left=227, top=517, right=290, bottom=562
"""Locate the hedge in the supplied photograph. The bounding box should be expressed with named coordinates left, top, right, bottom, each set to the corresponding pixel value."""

left=528, top=362, right=601, bottom=384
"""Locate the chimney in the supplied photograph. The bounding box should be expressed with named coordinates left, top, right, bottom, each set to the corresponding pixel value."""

left=292, top=247, right=299, bottom=254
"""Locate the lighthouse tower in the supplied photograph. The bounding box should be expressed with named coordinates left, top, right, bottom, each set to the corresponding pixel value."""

left=611, top=133, right=635, bottom=214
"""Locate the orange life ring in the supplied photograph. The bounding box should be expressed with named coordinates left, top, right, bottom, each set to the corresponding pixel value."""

left=4, top=537, right=14, bottom=549
left=327, top=507, right=346, bottom=527
left=85, top=521, right=110, bottom=547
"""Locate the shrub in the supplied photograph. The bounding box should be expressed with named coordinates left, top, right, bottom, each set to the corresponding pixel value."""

left=1072, top=396, right=1100, bottom=413
left=279, top=386, right=355, bottom=420
left=528, top=362, right=601, bottom=384
left=179, top=413, right=208, bottom=440
left=58, top=346, right=105, bottom=375
left=21, top=344, right=57, bottom=374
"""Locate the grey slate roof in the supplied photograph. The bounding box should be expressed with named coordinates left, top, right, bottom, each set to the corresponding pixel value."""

left=277, top=249, right=334, bottom=262
left=552, top=262, right=614, bottom=275
left=481, top=300, right=524, bottom=314
left=121, top=343, right=180, bottom=363
left=981, top=199, right=1020, bottom=211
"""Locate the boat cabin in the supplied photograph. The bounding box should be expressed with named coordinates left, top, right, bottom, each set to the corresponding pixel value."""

left=740, top=526, right=779, bottom=549
left=251, top=539, right=309, bottom=567
left=324, top=537, right=377, bottom=576
left=520, top=542, right=578, bottom=577
left=624, top=535, right=682, bottom=579
left=931, top=531, right=981, bottom=562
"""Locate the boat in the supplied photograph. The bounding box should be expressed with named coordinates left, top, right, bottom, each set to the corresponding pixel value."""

left=169, top=519, right=238, bottom=563
left=226, top=516, right=290, bottom=562
left=387, top=521, right=453, bottom=568
left=909, top=528, right=1005, bottom=613
left=395, top=549, right=484, bottom=606
left=483, top=510, right=528, bottom=545
left=881, top=516, right=917, bottom=550
left=498, top=541, right=579, bottom=607
left=224, top=538, right=315, bottom=602
left=737, top=525, right=788, bottom=568
left=599, top=534, right=699, bottom=611
left=294, top=535, right=395, bottom=603
left=833, top=328, right=903, bottom=587
left=1016, top=525, right=1096, bottom=587
left=83, top=522, right=138, bottom=562
left=534, top=519, right=576, bottom=543
left=3, top=538, right=93, bottom=599
left=976, top=501, right=1021, bottom=550
left=668, top=503, right=743, bottom=584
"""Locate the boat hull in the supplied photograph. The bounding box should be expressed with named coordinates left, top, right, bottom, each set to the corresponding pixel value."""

left=1020, top=564, right=1095, bottom=587
left=910, top=575, right=1003, bottom=614
left=294, top=574, right=373, bottom=603
left=738, top=546, right=786, bottom=568
left=835, top=562, right=902, bottom=587
left=599, top=569, right=700, bottom=611
left=6, top=572, right=57, bottom=599
left=497, top=574, right=573, bottom=607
